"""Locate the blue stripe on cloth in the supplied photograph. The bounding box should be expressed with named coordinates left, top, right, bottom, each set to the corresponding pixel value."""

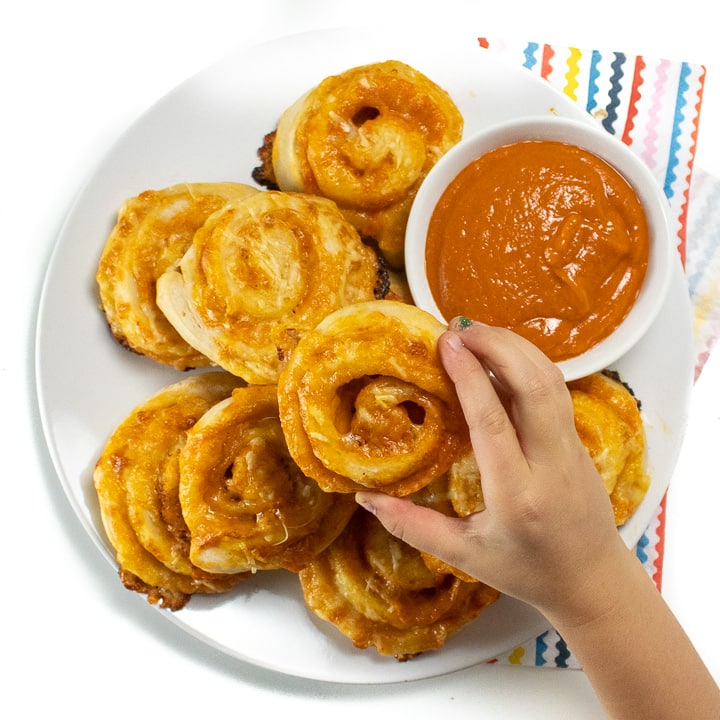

left=602, top=52, right=626, bottom=135
left=555, top=636, right=571, bottom=668
left=686, top=172, right=720, bottom=296
left=535, top=630, right=549, bottom=666
left=523, top=42, right=539, bottom=71
left=586, top=50, right=602, bottom=114
left=664, top=62, right=692, bottom=201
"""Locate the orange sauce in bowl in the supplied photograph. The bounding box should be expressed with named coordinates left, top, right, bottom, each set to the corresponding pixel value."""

left=424, top=140, right=650, bottom=361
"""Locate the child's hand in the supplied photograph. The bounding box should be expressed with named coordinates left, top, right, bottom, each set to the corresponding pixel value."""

left=356, top=320, right=624, bottom=624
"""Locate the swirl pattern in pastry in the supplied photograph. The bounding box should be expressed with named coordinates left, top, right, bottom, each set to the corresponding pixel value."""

left=270, top=60, right=464, bottom=268
left=156, top=190, right=385, bottom=384
left=93, top=372, right=248, bottom=610
left=568, top=371, right=650, bottom=526
left=277, top=300, right=470, bottom=496
left=97, top=182, right=258, bottom=370
left=178, top=384, right=357, bottom=574
left=298, top=510, right=500, bottom=660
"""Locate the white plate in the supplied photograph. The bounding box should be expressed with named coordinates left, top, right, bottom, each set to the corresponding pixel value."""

left=35, top=28, right=694, bottom=684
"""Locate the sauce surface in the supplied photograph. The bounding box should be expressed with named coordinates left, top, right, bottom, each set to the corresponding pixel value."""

left=425, top=140, right=649, bottom=361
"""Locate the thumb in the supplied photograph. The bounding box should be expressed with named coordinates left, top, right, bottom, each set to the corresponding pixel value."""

left=355, top=491, right=469, bottom=567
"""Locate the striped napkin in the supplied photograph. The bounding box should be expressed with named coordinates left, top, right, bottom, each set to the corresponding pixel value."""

left=477, top=38, right=715, bottom=668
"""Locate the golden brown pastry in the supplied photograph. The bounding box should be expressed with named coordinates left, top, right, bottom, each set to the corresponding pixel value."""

left=568, top=371, right=650, bottom=526
left=156, top=191, right=385, bottom=384
left=277, top=300, right=470, bottom=496
left=298, top=510, right=500, bottom=660
left=93, top=372, right=248, bottom=610
left=97, top=182, right=258, bottom=370
left=266, top=60, right=464, bottom=268
left=178, top=384, right=357, bottom=574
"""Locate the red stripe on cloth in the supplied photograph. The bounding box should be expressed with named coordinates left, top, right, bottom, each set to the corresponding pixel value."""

left=622, top=56, right=646, bottom=146
left=653, top=493, right=668, bottom=591
left=541, top=44, right=554, bottom=79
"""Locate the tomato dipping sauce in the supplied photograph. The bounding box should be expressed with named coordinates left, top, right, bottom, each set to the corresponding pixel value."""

left=424, top=140, right=650, bottom=361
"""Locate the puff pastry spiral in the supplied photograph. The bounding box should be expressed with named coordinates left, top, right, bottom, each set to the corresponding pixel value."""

left=93, top=372, right=247, bottom=610
left=178, top=384, right=357, bottom=573
left=299, top=510, right=500, bottom=660
left=97, top=182, right=258, bottom=370
left=156, top=191, right=384, bottom=384
left=270, top=60, right=463, bottom=268
left=277, top=300, right=470, bottom=496
left=568, top=372, right=650, bottom=526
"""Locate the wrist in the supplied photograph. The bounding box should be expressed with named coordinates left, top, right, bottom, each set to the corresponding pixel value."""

left=536, top=532, right=638, bottom=633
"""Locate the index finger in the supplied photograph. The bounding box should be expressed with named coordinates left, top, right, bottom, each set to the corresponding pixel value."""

left=438, top=327, right=528, bottom=482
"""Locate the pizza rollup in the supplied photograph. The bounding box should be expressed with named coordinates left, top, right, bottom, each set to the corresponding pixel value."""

left=97, top=182, right=258, bottom=369
left=299, top=510, right=499, bottom=660
left=277, top=300, right=470, bottom=496
left=179, top=384, right=357, bottom=573
left=157, top=191, right=385, bottom=384
left=93, top=372, right=248, bottom=610
left=268, top=60, right=463, bottom=268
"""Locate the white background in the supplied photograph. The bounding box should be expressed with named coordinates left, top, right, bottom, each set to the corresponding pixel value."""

left=3, top=1, right=719, bottom=717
